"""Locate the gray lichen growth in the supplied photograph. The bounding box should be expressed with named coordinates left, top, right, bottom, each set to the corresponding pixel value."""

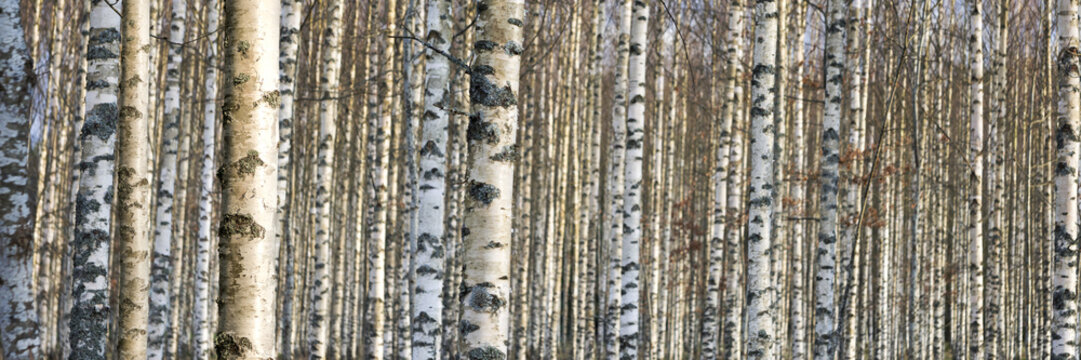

left=236, top=41, right=251, bottom=55
left=119, top=106, right=142, bottom=120
left=213, top=332, right=254, bottom=360
left=489, top=145, right=518, bottom=162
left=466, top=346, right=507, bottom=360
left=233, top=73, right=251, bottom=85
left=217, top=150, right=265, bottom=181
left=470, top=66, right=517, bottom=108
left=466, top=282, right=505, bottom=313
left=504, top=41, right=523, bottom=56
left=122, top=75, right=142, bottom=89
left=468, top=182, right=500, bottom=205
left=467, top=114, right=500, bottom=144
left=82, top=103, right=118, bottom=141
left=260, top=90, right=281, bottom=107
left=218, top=213, right=267, bottom=239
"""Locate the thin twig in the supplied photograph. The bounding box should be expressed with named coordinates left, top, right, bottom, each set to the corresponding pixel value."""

left=389, top=35, right=472, bottom=73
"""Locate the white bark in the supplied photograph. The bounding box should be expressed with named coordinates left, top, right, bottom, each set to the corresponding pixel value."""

left=0, top=0, right=38, bottom=356
left=746, top=0, right=779, bottom=357
left=411, top=0, right=452, bottom=358
left=148, top=1, right=186, bottom=357
left=456, top=0, right=523, bottom=358
left=307, top=0, right=344, bottom=357
left=721, top=1, right=745, bottom=357
left=192, top=0, right=218, bottom=357
left=69, top=1, right=122, bottom=357
left=813, top=0, right=845, bottom=358
left=368, top=2, right=396, bottom=357
left=276, top=0, right=302, bottom=353
left=619, top=0, right=648, bottom=358
left=214, top=0, right=280, bottom=357
left=115, top=0, right=152, bottom=356
left=968, top=1, right=986, bottom=358
left=704, top=6, right=729, bottom=354
left=606, top=0, right=631, bottom=358
left=1053, top=0, right=1081, bottom=358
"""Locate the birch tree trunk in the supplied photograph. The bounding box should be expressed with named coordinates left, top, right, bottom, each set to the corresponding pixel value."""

left=214, top=0, right=280, bottom=357
left=986, top=1, right=1009, bottom=357
left=1052, top=0, right=1081, bottom=358
left=967, top=1, right=986, bottom=358
left=745, top=0, right=779, bottom=357
left=703, top=8, right=729, bottom=355
left=619, top=1, right=648, bottom=358
left=368, top=1, right=397, bottom=357
left=115, top=0, right=153, bottom=356
left=606, top=0, right=632, bottom=358
left=276, top=0, right=302, bottom=353
left=814, top=0, right=846, bottom=357
left=788, top=3, right=809, bottom=357
left=193, top=0, right=219, bottom=357
left=148, top=1, right=186, bottom=356
left=308, top=0, right=344, bottom=356
left=412, top=0, right=452, bottom=357
left=70, top=0, right=122, bottom=357
left=456, top=0, right=523, bottom=358
left=722, top=1, right=746, bottom=357
left=0, top=1, right=38, bottom=356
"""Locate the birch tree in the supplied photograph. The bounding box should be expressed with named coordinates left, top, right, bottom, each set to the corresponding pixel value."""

left=456, top=0, right=524, bottom=357
left=722, top=1, right=746, bottom=357
left=276, top=0, right=302, bottom=352
left=814, top=0, right=846, bottom=357
left=0, top=0, right=38, bottom=356
left=1052, top=0, right=1081, bottom=358
left=148, top=0, right=186, bottom=356
left=193, top=0, right=220, bottom=357
left=368, top=1, right=397, bottom=357
left=70, top=0, right=122, bottom=357
left=606, top=0, right=632, bottom=358
left=968, top=1, right=986, bottom=358
left=745, top=0, right=779, bottom=357
left=308, top=0, right=344, bottom=356
left=619, top=0, right=648, bottom=358
left=115, top=0, right=152, bottom=356
left=214, top=0, right=279, bottom=357
left=412, top=0, right=452, bottom=358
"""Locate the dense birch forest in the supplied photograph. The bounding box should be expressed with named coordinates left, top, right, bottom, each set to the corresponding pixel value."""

left=2, top=0, right=1079, bottom=358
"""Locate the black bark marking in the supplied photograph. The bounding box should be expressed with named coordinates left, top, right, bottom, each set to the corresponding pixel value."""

left=465, top=282, right=505, bottom=313
left=466, top=346, right=506, bottom=360
left=468, top=182, right=500, bottom=205
left=489, top=145, right=518, bottom=162
left=217, top=150, right=265, bottom=182
left=214, top=332, right=254, bottom=360
left=218, top=213, right=267, bottom=239
left=467, top=114, right=500, bottom=144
